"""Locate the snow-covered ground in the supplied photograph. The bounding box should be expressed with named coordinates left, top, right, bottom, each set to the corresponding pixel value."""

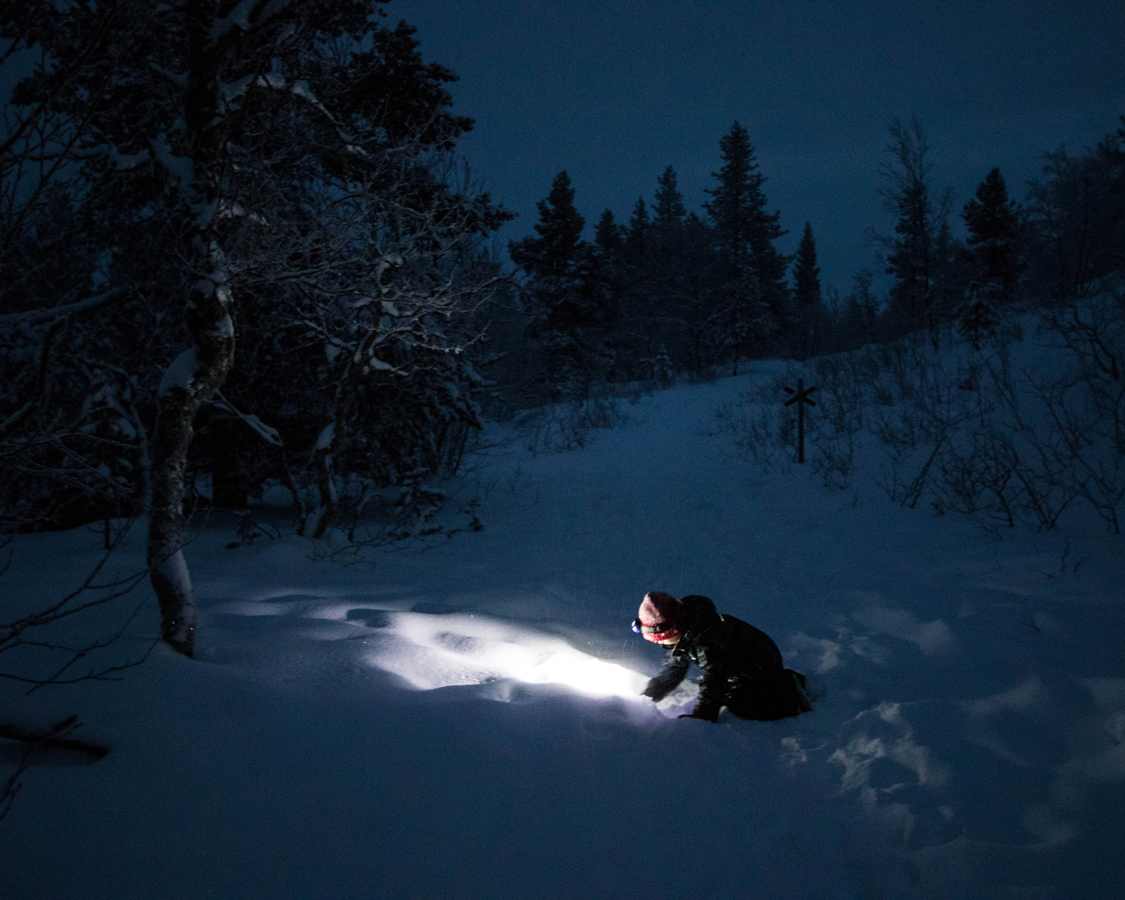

left=3, top=364, right=1125, bottom=899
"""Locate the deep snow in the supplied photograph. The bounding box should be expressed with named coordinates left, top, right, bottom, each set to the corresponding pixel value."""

left=3, top=364, right=1125, bottom=899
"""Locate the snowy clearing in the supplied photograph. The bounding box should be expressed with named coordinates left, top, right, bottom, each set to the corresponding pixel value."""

left=2, top=366, right=1124, bottom=899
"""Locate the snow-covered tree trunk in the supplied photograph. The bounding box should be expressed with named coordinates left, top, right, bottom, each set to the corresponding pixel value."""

left=147, top=255, right=235, bottom=656
left=308, top=422, right=338, bottom=540
left=146, top=7, right=234, bottom=658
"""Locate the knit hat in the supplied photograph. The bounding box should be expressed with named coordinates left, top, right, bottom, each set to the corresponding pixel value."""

left=634, top=591, right=685, bottom=643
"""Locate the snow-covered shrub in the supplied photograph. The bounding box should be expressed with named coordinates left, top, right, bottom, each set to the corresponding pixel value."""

left=806, top=351, right=877, bottom=488
left=714, top=378, right=793, bottom=469
left=723, top=292, right=1125, bottom=534
left=519, top=393, right=632, bottom=453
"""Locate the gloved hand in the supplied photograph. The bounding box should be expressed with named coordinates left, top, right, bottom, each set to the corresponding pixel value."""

left=677, top=709, right=717, bottom=722
left=642, top=680, right=667, bottom=701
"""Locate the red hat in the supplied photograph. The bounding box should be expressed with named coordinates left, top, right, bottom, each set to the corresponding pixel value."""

left=635, top=591, right=685, bottom=643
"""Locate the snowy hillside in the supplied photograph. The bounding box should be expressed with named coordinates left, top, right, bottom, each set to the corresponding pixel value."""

left=3, top=362, right=1125, bottom=900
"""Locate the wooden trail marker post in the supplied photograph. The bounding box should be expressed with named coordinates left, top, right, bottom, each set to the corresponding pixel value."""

left=783, top=378, right=817, bottom=463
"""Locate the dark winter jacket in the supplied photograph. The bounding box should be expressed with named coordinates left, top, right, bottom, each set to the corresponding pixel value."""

left=643, top=595, right=806, bottom=721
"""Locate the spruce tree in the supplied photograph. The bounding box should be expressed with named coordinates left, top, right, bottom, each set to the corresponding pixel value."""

left=509, top=171, right=585, bottom=286
left=653, top=166, right=687, bottom=231
left=510, top=172, right=613, bottom=395
left=791, top=222, right=823, bottom=357
left=676, top=212, right=725, bottom=374
left=591, top=208, right=626, bottom=374
left=643, top=166, right=690, bottom=376
left=962, top=168, right=1023, bottom=303
left=594, top=208, right=624, bottom=256
left=955, top=168, right=1022, bottom=347
left=793, top=222, right=822, bottom=307
left=624, top=196, right=649, bottom=265
left=879, top=118, right=951, bottom=343
left=704, top=122, right=790, bottom=366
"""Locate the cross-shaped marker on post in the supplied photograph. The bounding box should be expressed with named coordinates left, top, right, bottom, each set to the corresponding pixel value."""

left=783, top=378, right=817, bottom=463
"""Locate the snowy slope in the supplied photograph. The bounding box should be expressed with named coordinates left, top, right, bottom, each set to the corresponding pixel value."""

left=3, top=365, right=1125, bottom=899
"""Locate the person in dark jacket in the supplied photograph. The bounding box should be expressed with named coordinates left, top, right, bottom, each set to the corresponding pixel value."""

left=633, top=591, right=812, bottom=722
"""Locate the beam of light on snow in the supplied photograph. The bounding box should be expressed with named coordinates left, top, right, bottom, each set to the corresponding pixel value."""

left=362, top=611, right=650, bottom=701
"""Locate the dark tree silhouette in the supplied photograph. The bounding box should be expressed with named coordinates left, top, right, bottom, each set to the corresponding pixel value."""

left=877, top=117, right=952, bottom=345
left=510, top=171, right=585, bottom=286
left=510, top=172, right=613, bottom=395
left=653, top=165, right=688, bottom=234
left=963, top=168, right=1024, bottom=302
left=624, top=196, right=650, bottom=265
left=704, top=122, right=789, bottom=367
left=958, top=168, right=1023, bottom=346
left=791, top=221, right=825, bottom=357
left=793, top=222, right=823, bottom=308
left=594, top=208, right=625, bottom=256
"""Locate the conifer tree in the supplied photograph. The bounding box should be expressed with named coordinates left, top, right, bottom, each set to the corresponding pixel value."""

left=594, top=208, right=624, bottom=256
left=793, top=222, right=822, bottom=307
left=591, top=208, right=627, bottom=375
left=641, top=166, right=690, bottom=375
left=509, top=171, right=585, bottom=287
left=962, top=168, right=1023, bottom=303
left=704, top=122, right=789, bottom=367
left=653, top=166, right=687, bottom=232
left=879, top=117, right=951, bottom=344
left=510, top=172, right=611, bottom=395
left=956, top=168, right=1023, bottom=347
left=674, top=212, right=725, bottom=374
left=791, top=221, right=823, bottom=357
left=624, top=196, right=650, bottom=264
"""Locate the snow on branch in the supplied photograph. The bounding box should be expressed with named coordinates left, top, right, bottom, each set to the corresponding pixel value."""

left=314, top=422, right=335, bottom=452
left=258, top=74, right=339, bottom=131
left=109, top=147, right=151, bottom=171
left=219, top=74, right=256, bottom=106
left=150, top=135, right=194, bottom=186
left=211, top=391, right=283, bottom=447
left=220, top=69, right=356, bottom=149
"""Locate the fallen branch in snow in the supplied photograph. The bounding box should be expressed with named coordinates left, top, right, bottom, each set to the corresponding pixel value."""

left=0, top=716, right=109, bottom=759
left=0, top=715, right=107, bottom=824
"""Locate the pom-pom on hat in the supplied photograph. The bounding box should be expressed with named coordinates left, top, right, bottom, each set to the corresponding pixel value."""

left=635, top=591, right=685, bottom=643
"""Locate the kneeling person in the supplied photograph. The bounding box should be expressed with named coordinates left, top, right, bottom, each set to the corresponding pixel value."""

left=633, top=591, right=812, bottom=722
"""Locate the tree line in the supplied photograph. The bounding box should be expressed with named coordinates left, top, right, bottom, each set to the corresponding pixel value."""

left=504, top=113, right=1124, bottom=402
left=503, top=122, right=820, bottom=403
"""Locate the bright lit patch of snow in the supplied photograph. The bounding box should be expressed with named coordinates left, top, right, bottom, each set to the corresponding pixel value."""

left=362, top=610, right=650, bottom=700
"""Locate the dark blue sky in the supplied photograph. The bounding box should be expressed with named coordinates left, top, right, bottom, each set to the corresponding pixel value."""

left=392, top=0, right=1125, bottom=296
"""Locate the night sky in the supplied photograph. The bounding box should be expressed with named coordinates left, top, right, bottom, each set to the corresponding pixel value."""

left=392, top=0, right=1125, bottom=296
